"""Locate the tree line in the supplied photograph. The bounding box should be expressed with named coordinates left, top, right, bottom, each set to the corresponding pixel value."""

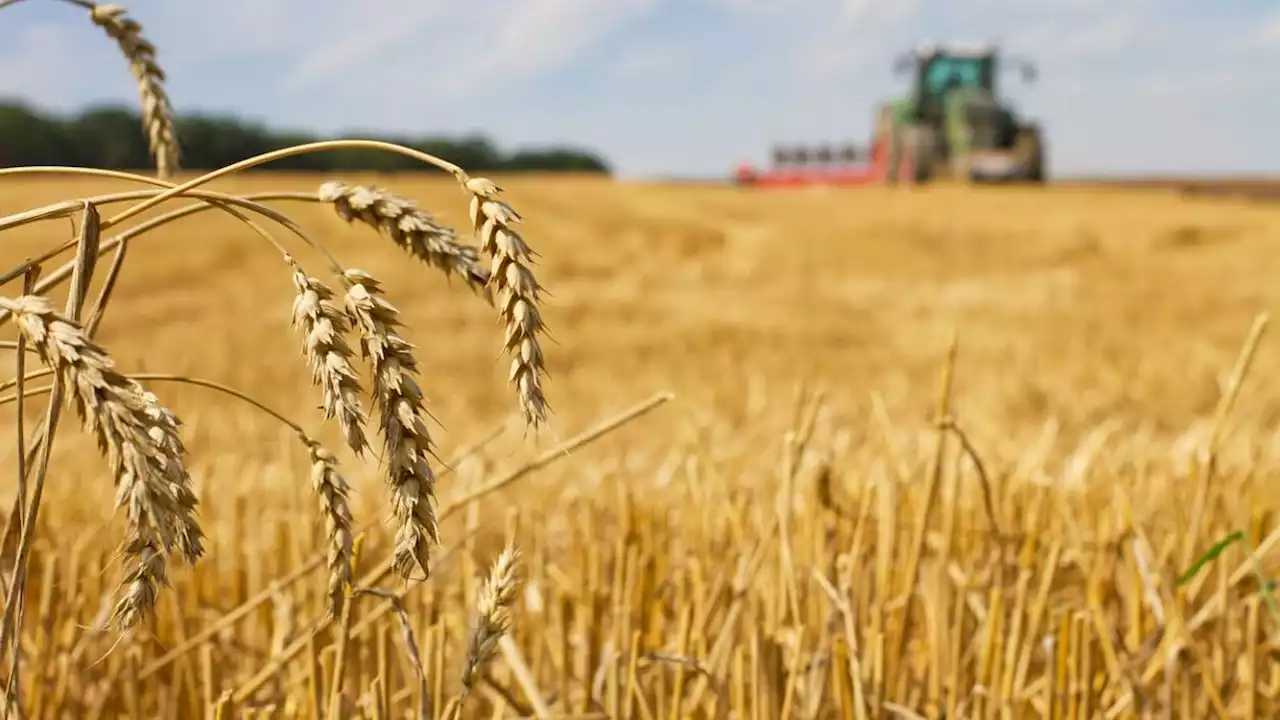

left=0, top=102, right=612, bottom=174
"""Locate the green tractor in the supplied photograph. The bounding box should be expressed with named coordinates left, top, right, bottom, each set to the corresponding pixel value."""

left=874, top=42, right=1046, bottom=185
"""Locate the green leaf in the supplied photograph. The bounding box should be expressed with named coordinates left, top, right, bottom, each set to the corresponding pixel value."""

left=1177, top=531, right=1245, bottom=586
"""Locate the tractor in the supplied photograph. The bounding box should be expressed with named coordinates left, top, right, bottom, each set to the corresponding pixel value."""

left=874, top=42, right=1046, bottom=184
left=731, top=42, right=1047, bottom=188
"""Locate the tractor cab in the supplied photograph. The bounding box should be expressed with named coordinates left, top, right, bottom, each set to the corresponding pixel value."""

left=900, top=45, right=997, bottom=127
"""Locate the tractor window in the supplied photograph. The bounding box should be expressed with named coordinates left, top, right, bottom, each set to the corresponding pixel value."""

left=924, top=57, right=982, bottom=95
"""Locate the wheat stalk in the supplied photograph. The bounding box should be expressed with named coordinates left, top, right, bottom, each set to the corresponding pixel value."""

left=459, top=545, right=521, bottom=700
left=288, top=257, right=370, bottom=456
left=303, top=436, right=354, bottom=619
left=317, top=182, right=491, bottom=298
left=0, top=294, right=199, bottom=629
left=341, top=269, right=439, bottom=580
left=88, top=3, right=179, bottom=178
left=465, top=179, right=548, bottom=428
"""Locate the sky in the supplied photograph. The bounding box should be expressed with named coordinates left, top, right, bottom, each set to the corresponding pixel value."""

left=1, top=0, right=1278, bottom=178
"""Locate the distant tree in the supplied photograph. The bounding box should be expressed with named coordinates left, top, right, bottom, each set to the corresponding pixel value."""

left=0, top=102, right=75, bottom=166
left=0, top=100, right=612, bottom=174
left=67, top=106, right=150, bottom=168
left=503, top=148, right=610, bottom=173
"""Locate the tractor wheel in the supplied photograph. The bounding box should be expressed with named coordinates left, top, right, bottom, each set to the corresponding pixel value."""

left=1017, top=125, right=1047, bottom=184
left=898, top=125, right=937, bottom=185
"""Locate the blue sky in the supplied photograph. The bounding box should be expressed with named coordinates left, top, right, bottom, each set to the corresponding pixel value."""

left=1, top=0, right=1278, bottom=178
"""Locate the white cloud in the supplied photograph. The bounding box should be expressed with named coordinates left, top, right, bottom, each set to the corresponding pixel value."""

left=701, top=0, right=799, bottom=19
left=161, top=1, right=318, bottom=57
left=961, top=0, right=1121, bottom=11
left=1258, top=13, right=1280, bottom=47
left=279, top=2, right=452, bottom=91
left=280, top=0, right=659, bottom=99
left=1134, top=70, right=1257, bottom=99
left=436, top=0, right=659, bottom=93
left=609, top=39, right=693, bottom=84
left=790, top=0, right=925, bottom=80
left=1005, top=0, right=1152, bottom=58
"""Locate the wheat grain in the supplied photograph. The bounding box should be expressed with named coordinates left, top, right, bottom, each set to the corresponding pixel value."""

left=303, top=436, right=354, bottom=619
left=464, top=179, right=548, bottom=428
left=340, top=269, right=439, bottom=580
left=88, top=3, right=179, bottom=178
left=138, top=388, right=203, bottom=564
left=460, top=545, right=521, bottom=698
left=317, top=181, right=490, bottom=297
left=288, top=257, right=369, bottom=456
left=0, top=294, right=198, bottom=629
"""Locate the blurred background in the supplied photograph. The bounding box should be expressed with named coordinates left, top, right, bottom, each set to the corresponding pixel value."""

left=2, top=0, right=1279, bottom=179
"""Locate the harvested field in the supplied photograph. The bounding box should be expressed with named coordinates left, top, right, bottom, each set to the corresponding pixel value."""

left=1065, top=177, right=1280, bottom=204
left=1, top=174, right=1280, bottom=717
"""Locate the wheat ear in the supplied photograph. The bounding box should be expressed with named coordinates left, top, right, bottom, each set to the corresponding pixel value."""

left=459, top=546, right=521, bottom=699
left=317, top=181, right=491, bottom=297
left=89, top=3, right=179, bottom=178
left=464, top=179, right=548, bottom=428
left=0, top=295, right=199, bottom=629
left=288, top=258, right=369, bottom=456
left=303, top=436, right=354, bottom=618
left=138, top=388, right=203, bottom=564
left=340, top=269, right=439, bottom=579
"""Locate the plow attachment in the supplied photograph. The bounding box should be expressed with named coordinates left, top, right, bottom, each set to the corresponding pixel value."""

left=733, top=141, right=891, bottom=188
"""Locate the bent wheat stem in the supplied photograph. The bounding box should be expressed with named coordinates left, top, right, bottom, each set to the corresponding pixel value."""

left=0, top=168, right=341, bottom=266
left=101, top=140, right=469, bottom=230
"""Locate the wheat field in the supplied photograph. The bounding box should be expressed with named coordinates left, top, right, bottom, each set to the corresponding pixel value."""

left=0, top=172, right=1278, bottom=719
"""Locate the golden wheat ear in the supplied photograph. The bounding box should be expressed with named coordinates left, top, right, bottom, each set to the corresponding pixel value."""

left=318, top=181, right=492, bottom=299
left=341, top=269, right=439, bottom=580
left=0, top=294, right=199, bottom=630
left=459, top=545, right=521, bottom=702
left=89, top=3, right=180, bottom=178
left=288, top=257, right=370, bottom=456
left=464, top=179, right=549, bottom=429
left=303, top=436, right=354, bottom=619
